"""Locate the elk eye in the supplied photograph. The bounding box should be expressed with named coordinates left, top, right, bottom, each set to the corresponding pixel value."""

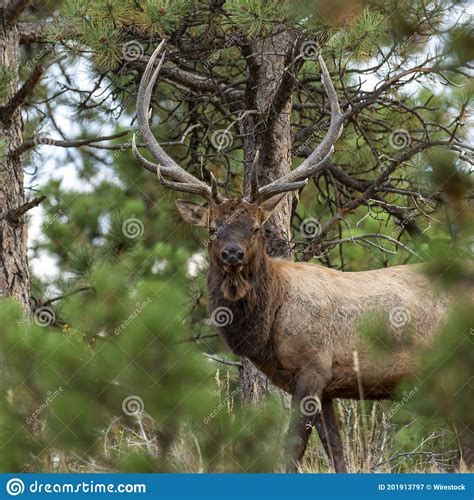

left=253, top=226, right=261, bottom=234
left=209, top=227, right=217, bottom=236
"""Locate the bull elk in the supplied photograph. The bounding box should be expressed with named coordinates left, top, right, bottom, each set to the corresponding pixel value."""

left=132, top=41, right=452, bottom=472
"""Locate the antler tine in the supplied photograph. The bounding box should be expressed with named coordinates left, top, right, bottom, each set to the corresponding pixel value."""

left=244, top=149, right=260, bottom=202
left=254, top=55, right=350, bottom=204
left=135, top=41, right=224, bottom=202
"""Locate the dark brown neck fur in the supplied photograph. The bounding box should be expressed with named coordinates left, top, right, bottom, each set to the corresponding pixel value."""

left=208, top=241, right=284, bottom=360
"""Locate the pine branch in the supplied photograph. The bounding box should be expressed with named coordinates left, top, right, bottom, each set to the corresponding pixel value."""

left=8, top=196, right=46, bottom=223
left=0, top=64, right=44, bottom=121
left=4, top=0, right=31, bottom=25
left=15, top=130, right=130, bottom=155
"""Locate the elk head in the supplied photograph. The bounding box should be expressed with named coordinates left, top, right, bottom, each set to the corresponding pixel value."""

left=133, top=41, right=347, bottom=300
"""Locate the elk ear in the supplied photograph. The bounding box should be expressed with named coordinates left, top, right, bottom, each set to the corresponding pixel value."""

left=259, top=193, right=287, bottom=223
left=175, top=200, right=208, bottom=227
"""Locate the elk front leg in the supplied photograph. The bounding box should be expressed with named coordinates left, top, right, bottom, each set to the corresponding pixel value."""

left=284, top=376, right=326, bottom=472
left=313, top=399, right=347, bottom=473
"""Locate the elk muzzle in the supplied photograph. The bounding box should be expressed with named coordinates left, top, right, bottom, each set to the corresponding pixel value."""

left=220, top=245, right=244, bottom=267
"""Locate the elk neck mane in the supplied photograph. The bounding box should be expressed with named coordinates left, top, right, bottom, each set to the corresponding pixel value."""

left=207, top=242, right=285, bottom=360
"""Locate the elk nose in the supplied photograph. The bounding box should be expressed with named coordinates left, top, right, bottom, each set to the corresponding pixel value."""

left=220, top=246, right=244, bottom=265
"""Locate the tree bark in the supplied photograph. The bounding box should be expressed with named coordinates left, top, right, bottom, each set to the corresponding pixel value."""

left=239, top=29, right=298, bottom=402
left=0, top=1, right=31, bottom=312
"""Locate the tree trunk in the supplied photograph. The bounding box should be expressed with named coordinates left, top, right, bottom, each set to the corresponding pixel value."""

left=239, top=29, right=298, bottom=402
left=0, top=2, right=31, bottom=312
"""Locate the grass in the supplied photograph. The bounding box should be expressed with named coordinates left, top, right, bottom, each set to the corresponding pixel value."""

left=34, top=372, right=461, bottom=473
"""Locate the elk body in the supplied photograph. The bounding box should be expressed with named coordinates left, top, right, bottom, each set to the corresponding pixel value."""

left=133, top=42, right=452, bottom=472
left=177, top=198, right=450, bottom=472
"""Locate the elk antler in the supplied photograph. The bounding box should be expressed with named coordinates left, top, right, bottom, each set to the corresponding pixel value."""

left=248, top=55, right=350, bottom=205
left=133, top=40, right=224, bottom=204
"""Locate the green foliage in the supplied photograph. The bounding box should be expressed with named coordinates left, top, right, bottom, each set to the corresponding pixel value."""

left=0, top=265, right=281, bottom=471
left=328, top=9, right=386, bottom=58
left=132, top=0, right=195, bottom=36
left=226, top=0, right=289, bottom=37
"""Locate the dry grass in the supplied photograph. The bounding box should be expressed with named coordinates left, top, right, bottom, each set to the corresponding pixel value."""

left=34, top=373, right=459, bottom=473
